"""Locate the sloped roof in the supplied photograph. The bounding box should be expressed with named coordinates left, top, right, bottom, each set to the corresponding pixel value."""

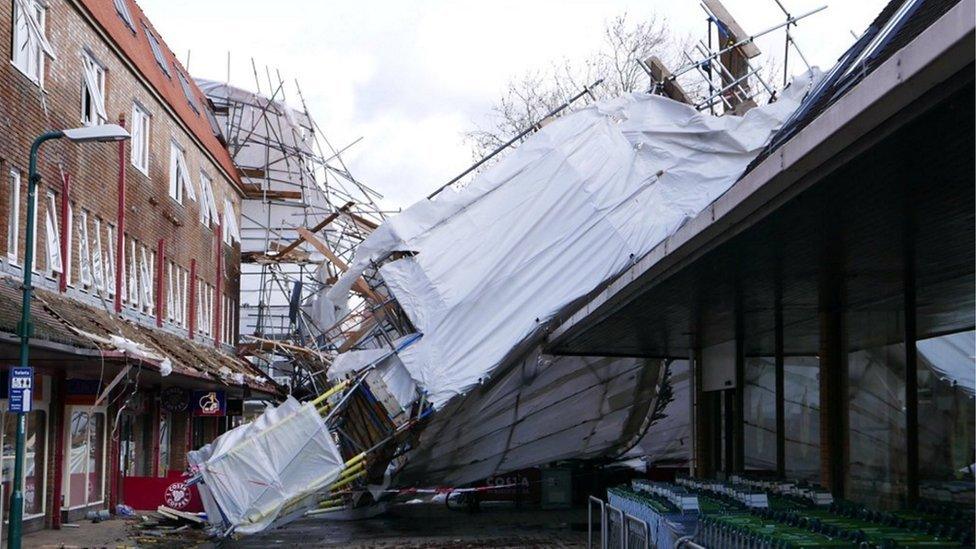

left=749, top=0, right=959, bottom=169
left=75, top=0, right=241, bottom=188
left=0, top=276, right=278, bottom=394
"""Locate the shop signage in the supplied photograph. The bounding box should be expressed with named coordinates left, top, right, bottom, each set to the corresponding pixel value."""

left=161, top=387, right=189, bottom=413
left=164, top=481, right=193, bottom=510
left=192, top=390, right=226, bottom=417
left=8, top=367, right=33, bottom=413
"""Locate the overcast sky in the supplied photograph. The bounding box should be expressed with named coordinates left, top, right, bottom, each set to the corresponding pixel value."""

left=139, top=0, right=887, bottom=210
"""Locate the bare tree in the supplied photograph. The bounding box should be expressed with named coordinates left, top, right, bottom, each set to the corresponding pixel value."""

left=464, top=13, right=679, bottom=161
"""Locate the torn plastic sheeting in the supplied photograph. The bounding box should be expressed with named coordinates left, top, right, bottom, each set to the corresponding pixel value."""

left=330, top=70, right=822, bottom=407
left=329, top=335, right=420, bottom=409
left=188, top=396, right=344, bottom=535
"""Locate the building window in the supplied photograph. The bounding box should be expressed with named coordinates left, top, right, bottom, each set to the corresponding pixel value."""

left=11, top=0, right=50, bottom=86
left=77, top=211, right=92, bottom=288
left=105, top=224, right=116, bottom=297
left=91, top=217, right=105, bottom=293
left=127, top=238, right=138, bottom=305
left=64, top=407, right=105, bottom=509
left=6, top=170, right=20, bottom=265
left=222, top=197, right=240, bottom=245
left=139, top=246, right=154, bottom=314
left=177, top=71, right=200, bottom=114
left=119, top=411, right=150, bottom=477
left=130, top=104, right=151, bottom=175
left=197, top=281, right=214, bottom=337
left=199, top=171, right=218, bottom=227
left=81, top=51, right=107, bottom=126
left=168, top=141, right=194, bottom=203
left=113, top=0, right=136, bottom=32
left=44, top=191, right=62, bottom=277
left=65, top=203, right=73, bottom=286
left=2, top=407, right=48, bottom=520
left=143, top=25, right=170, bottom=77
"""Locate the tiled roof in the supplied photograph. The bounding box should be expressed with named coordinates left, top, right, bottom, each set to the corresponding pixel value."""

left=747, top=0, right=959, bottom=171
left=0, top=276, right=278, bottom=394
left=75, top=0, right=241, bottom=188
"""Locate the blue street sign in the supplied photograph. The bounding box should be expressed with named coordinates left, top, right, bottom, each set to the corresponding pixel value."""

left=8, top=367, right=33, bottom=413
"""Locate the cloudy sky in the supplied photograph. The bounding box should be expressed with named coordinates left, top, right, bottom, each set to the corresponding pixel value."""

left=140, top=0, right=887, bottom=210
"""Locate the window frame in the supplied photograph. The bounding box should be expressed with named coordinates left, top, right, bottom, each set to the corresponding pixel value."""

left=7, top=169, right=21, bottom=266
left=0, top=399, right=50, bottom=521
left=143, top=25, right=171, bottom=77
left=80, top=50, right=107, bottom=127
left=130, top=103, right=151, bottom=176
left=10, top=0, right=47, bottom=87
left=62, top=405, right=107, bottom=510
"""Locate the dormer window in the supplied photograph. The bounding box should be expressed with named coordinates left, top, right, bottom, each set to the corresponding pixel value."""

left=144, top=25, right=170, bottom=77
left=177, top=71, right=201, bottom=114
left=113, top=0, right=136, bottom=32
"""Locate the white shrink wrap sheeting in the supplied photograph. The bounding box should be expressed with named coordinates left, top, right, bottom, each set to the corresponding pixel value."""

left=329, top=71, right=821, bottom=407
left=189, top=396, right=344, bottom=534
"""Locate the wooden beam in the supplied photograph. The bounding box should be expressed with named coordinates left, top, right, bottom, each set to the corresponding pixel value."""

left=703, top=0, right=761, bottom=58
left=645, top=56, right=694, bottom=105
left=295, top=227, right=380, bottom=302
left=274, top=201, right=355, bottom=258
left=338, top=316, right=379, bottom=353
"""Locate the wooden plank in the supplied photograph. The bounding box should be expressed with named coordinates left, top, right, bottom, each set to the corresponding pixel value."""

left=274, top=201, right=354, bottom=258
left=295, top=227, right=380, bottom=302
left=338, top=316, right=378, bottom=353
left=703, top=0, right=761, bottom=58
left=644, top=56, right=694, bottom=105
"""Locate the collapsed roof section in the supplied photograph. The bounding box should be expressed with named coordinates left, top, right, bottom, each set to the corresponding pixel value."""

left=330, top=70, right=821, bottom=406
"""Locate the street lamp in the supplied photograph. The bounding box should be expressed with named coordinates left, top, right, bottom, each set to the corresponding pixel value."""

left=8, top=124, right=129, bottom=549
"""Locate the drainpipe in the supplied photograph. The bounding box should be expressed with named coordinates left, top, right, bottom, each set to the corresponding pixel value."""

left=58, top=174, right=70, bottom=293
left=188, top=259, right=196, bottom=339
left=214, top=216, right=222, bottom=348
left=115, top=115, right=126, bottom=312
left=156, top=239, right=165, bottom=326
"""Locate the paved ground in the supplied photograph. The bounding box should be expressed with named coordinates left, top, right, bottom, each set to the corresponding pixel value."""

left=21, top=503, right=589, bottom=548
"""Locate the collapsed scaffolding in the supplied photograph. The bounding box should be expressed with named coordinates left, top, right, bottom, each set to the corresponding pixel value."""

left=187, top=1, right=831, bottom=537
left=196, top=69, right=394, bottom=396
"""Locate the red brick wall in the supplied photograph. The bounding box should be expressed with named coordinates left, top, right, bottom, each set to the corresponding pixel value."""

left=0, top=0, right=240, bottom=347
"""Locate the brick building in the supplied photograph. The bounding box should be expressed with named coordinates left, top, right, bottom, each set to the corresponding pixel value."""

left=0, top=0, right=278, bottom=533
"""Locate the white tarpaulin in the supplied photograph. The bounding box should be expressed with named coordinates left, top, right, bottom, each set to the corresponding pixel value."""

left=188, top=397, right=344, bottom=534
left=330, top=71, right=821, bottom=406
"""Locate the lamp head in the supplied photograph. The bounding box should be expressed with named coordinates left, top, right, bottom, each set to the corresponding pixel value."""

left=61, top=124, right=130, bottom=143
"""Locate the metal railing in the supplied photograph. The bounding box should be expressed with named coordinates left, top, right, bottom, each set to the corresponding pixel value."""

left=588, top=496, right=651, bottom=549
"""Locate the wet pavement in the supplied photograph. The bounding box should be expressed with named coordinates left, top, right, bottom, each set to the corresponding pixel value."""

left=23, top=502, right=588, bottom=548
left=228, top=503, right=588, bottom=548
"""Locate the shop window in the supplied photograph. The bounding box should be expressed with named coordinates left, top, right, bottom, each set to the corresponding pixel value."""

left=916, top=330, right=975, bottom=504
left=119, top=412, right=151, bottom=477
left=743, top=356, right=776, bottom=471
left=783, top=356, right=820, bottom=481
left=1, top=408, right=47, bottom=520
left=65, top=408, right=105, bottom=509
left=847, top=338, right=907, bottom=509
left=158, top=412, right=171, bottom=477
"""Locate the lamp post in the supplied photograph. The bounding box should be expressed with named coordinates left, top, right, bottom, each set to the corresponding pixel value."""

left=8, top=125, right=128, bottom=549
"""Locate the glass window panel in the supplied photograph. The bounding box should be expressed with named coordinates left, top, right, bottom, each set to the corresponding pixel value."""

left=88, top=412, right=105, bottom=504
left=24, top=410, right=45, bottom=516
left=783, top=356, right=820, bottom=481
left=158, top=412, right=171, bottom=477
left=67, top=411, right=88, bottom=508
left=743, top=356, right=777, bottom=471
